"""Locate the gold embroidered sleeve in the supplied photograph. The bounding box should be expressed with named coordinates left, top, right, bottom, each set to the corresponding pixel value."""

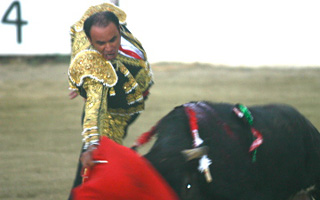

left=82, top=78, right=106, bottom=149
left=81, top=78, right=131, bottom=148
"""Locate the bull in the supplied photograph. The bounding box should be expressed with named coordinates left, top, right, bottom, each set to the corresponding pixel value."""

left=139, top=101, right=320, bottom=200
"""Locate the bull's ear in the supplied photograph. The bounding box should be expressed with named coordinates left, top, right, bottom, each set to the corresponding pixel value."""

left=181, top=146, right=209, bottom=161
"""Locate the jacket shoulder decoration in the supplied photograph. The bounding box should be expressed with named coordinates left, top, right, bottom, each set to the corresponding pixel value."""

left=68, top=50, right=117, bottom=90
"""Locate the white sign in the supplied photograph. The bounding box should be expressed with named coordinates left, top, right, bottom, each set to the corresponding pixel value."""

left=0, top=0, right=109, bottom=55
left=1, top=0, right=320, bottom=66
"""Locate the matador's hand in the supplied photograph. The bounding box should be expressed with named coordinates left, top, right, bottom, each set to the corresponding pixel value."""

left=69, top=91, right=79, bottom=99
left=80, top=145, right=97, bottom=168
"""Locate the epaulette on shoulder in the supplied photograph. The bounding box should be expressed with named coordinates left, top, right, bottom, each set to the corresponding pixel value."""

left=68, top=50, right=118, bottom=88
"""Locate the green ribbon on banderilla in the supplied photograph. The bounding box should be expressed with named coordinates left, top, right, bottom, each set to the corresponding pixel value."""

left=233, top=104, right=263, bottom=163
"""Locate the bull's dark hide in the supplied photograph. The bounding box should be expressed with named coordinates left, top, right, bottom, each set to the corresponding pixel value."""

left=144, top=101, right=320, bottom=200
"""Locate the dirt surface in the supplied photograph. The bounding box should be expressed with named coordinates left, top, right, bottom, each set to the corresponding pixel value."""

left=0, top=61, right=319, bottom=199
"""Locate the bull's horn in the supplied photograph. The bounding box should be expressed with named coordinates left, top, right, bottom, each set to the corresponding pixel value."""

left=181, top=146, right=209, bottom=161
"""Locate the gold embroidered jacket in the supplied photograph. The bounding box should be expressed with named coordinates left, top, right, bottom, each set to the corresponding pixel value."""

left=68, top=3, right=153, bottom=149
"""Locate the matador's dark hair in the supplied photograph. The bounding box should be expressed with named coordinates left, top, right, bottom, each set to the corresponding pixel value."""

left=84, top=11, right=120, bottom=40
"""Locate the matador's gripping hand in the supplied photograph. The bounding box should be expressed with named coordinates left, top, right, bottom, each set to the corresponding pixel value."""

left=80, top=145, right=97, bottom=168
left=69, top=91, right=79, bottom=99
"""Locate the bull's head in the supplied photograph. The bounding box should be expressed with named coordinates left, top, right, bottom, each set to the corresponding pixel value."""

left=181, top=146, right=213, bottom=183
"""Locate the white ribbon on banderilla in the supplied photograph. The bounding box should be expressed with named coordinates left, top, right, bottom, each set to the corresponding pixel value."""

left=193, top=130, right=213, bottom=183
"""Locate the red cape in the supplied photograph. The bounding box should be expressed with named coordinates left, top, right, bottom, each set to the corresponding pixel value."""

left=72, top=136, right=178, bottom=200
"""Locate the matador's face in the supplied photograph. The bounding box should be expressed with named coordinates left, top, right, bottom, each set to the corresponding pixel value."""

left=89, top=23, right=121, bottom=61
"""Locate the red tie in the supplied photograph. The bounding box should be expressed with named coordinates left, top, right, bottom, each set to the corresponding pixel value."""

left=119, top=46, right=142, bottom=60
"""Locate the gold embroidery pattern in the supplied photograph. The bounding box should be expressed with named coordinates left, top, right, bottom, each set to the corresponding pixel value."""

left=117, top=62, right=144, bottom=106
left=100, top=114, right=132, bottom=145
left=98, top=89, right=132, bottom=145
left=97, top=85, right=126, bottom=144
left=108, top=104, right=145, bottom=116
left=68, top=50, right=118, bottom=89
left=70, top=29, right=90, bottom=60
left=119, top=63, right=129, bottom=76
left=69, top=52, right=150, bottom=147
left=118, top=54, right=145, bottom=68
left=82, top=79, right=105, bottom=147
left=80, top=77, right=145, bottom=147
left=81, top=79, right=135, bottom=146
left=109, top=87, right=116, bottom=96
left=123, top=75, right=137, bottom=94
left=116, top=54, right=153, bottom=93
left=69, top=3, right=153, bottom=147
left=135, top=66, right=153, bottom=93
left=127, top=93, right=143, bottom=105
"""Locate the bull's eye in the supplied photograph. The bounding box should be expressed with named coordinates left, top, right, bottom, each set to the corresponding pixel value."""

left=186, top=184, right=191, bottom=189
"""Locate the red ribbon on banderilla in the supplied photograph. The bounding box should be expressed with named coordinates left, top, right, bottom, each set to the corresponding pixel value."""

left=184, top=106, right=213, bottom=183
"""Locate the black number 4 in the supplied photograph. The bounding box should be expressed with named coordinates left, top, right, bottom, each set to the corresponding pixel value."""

left=2, top=1, right=28, bottom=44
